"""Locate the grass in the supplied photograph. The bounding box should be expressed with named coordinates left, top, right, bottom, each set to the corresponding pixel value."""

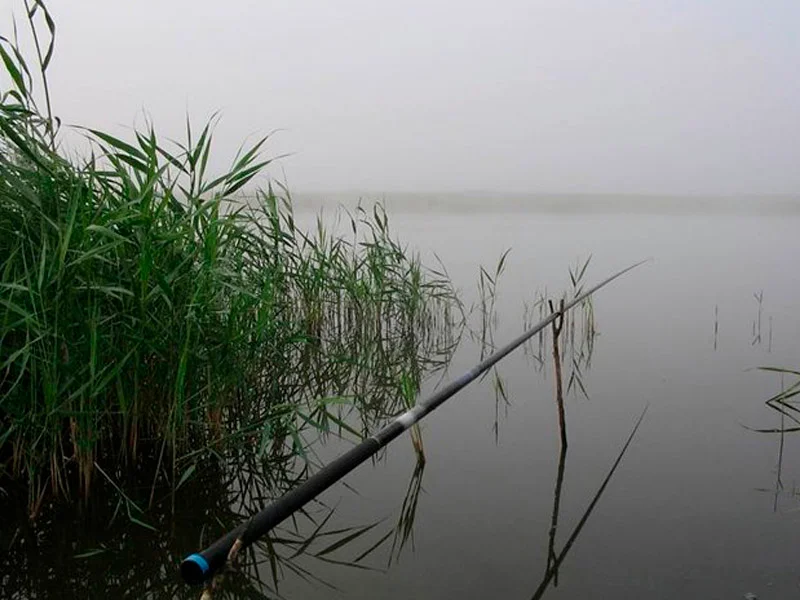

left=523, top=256, right=596, bottom=397
left=0, top=1, right=461, bottom=514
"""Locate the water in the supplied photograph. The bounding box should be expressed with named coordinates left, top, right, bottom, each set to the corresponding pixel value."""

left=4, top=206, right=800, bottom=599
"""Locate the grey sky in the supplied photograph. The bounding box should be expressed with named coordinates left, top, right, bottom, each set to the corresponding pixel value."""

left=6, top=1, right=800, bottom=195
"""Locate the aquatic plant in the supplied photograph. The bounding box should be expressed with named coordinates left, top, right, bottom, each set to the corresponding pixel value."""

left=523, top=256, right=596, bottom=397
left=0, top=1, right=460, bottom=512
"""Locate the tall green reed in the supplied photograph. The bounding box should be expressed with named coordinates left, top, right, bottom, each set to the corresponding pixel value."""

left=0, top=1, right=460, bottom=512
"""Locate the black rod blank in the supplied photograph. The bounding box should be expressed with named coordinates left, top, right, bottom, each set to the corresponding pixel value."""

left=180, top=260, right=646, bottom=585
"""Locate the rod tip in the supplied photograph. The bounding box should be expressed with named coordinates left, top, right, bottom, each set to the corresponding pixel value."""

left=180, top=553, right=210, bottom=585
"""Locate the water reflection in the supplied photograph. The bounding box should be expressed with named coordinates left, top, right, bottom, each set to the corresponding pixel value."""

left=750, top=369, right=800, bottom=513
left=543, top=299, right=568, bottom=588
left=773, top=407, right=785, bottom=513
left=1, top=440, right=436, bottom=599
left=530, top=406, right=647, bottom=600
left=388, top=458, right=426, bottom=565
left=527, top=297, right=647, bottom=598
left=0, top=307, right=461, bottom=599
left=544, top=444, right=568, bottom=589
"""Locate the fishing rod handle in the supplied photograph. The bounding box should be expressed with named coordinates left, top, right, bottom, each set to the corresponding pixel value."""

left=180, top=422, right=407, bottom=585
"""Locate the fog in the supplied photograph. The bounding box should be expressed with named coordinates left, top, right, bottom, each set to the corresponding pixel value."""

left=4, top=0, right=800, bottom=195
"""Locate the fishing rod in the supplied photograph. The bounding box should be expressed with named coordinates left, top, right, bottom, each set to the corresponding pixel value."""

left=180, top=259, right=648, bottom=586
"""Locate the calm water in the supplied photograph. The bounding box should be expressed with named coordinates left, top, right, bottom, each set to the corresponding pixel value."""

left=4, top=209, right=800, bottom=599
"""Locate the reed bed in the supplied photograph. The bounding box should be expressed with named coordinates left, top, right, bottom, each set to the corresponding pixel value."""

left=0, top=2, right=460, bottom=513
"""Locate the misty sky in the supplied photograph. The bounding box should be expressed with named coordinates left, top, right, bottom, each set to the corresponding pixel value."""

left=5, top=1, right=800, bottom=195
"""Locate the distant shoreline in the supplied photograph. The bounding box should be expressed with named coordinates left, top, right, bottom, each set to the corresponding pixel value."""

left=282, top=192, right=800, bottom=215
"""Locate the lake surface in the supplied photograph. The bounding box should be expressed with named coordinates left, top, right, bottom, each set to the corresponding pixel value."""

left=4, top=207, right=800, bottom=599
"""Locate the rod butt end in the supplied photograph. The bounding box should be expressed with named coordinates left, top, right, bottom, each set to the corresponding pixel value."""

left=180, top=553, right=210, bottom=585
